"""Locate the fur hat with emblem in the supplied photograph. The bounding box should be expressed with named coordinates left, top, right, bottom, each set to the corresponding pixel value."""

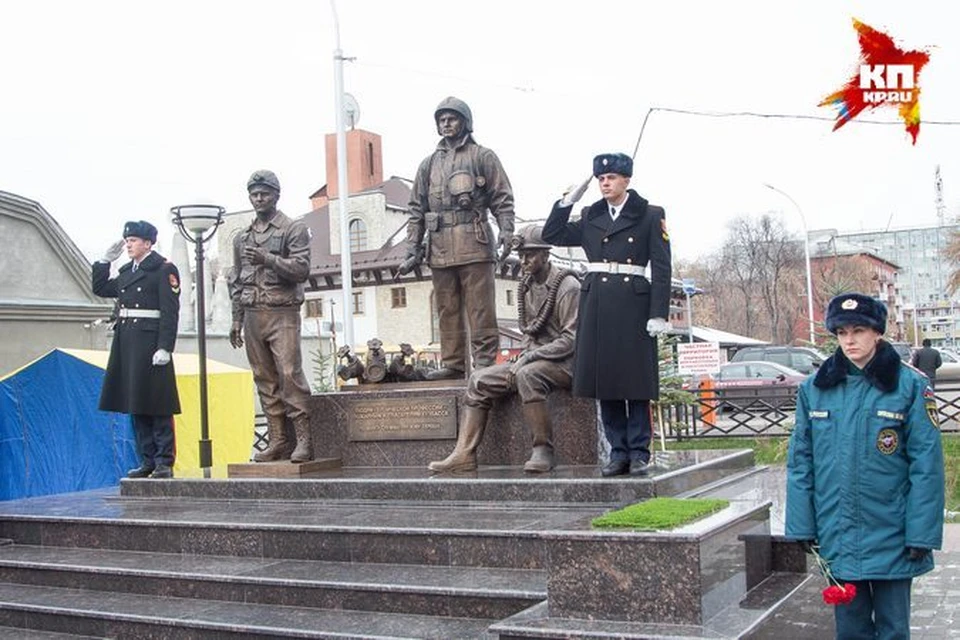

left=824, top=292, right=888, bottom=335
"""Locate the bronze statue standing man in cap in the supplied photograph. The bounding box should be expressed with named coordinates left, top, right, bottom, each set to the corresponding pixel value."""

left=399, top=96, right=516, bottom=380
left=228, top=170, right=315, bottom=463
left=543, top=153, right=672, bottom=477
left=93, top=220, right=181, bottom=479
left=428, top=225, right=580, bottom=473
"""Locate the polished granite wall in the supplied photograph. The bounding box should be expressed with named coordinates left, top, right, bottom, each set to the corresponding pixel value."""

left=545, top=503, right=771, bottom=625
left=310, top=386, right=598, bottom=467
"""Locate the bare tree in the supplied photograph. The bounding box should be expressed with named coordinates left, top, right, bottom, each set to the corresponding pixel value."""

left=944, top=228, right=960, bottom=294
left=679, top=213, right=807, bottom=343
left=752, top=215, right=804, bottom=343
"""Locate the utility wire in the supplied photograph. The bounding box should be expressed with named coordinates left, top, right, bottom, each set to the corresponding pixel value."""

left=632, top=106, right=960, bottom=158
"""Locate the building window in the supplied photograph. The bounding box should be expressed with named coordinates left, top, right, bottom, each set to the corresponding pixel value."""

left=367, top=142, right=375, bottom=176
left=304, top=299, right=324, bottom=318
left=352, top=290, right=365, bottom=315
left=349, top=218, right=367, bottom=252
left=391, top=287, right=407, bottom=308
left=506, top=289, right=515, bottom=306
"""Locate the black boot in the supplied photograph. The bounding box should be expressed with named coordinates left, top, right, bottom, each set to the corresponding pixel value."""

left=127, top=465, right=155, bottom=479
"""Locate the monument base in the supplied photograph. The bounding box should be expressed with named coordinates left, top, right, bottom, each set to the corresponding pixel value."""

left=309, top=386, right=598, bottom=467
left=227, top=458, right=342, bottom=478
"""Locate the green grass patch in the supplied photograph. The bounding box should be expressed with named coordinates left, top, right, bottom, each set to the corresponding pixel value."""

left=657, top=436, right=790, bottom=465
left=944, top=434, right=960, bottom=520
left=592, top=497, right=730, bottom=531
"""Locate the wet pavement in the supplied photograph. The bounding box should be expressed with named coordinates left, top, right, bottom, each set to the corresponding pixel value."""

left=744, top=465, right=960, bottom=639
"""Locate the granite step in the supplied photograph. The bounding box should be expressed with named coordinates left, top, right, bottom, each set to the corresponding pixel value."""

left=0, top=497, right=608, bottom=569
left=490, top=571, right=811, bottom=639
left=0, top=629, right=99, bottom=639
left=0, top=582, right=495, bottom=639
left=118, top=450, right=755, bottom=504
left=0, top=543, right=544, bottom=619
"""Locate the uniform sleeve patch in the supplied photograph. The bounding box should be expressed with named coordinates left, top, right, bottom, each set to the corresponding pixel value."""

left=169, top=273, right=180, bottom=294
left=877, top=428, right=899, bottom=454
left=661, top=219, right=670, bottom=242
left=809, top=410, right=829, bottom=419
left=926, top=401, right=940, bottom=428
left=876, top=410, right=904, bottom=421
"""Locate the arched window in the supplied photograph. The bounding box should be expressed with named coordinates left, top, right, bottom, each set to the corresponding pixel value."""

left=349, top=218, right=367, bottom=252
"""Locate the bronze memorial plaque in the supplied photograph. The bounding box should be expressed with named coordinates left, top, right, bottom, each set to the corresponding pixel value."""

left=347, top=396, right=458, bottom=441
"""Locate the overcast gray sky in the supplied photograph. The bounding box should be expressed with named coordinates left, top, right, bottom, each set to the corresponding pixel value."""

left=1, top=0, right=957, bottom=264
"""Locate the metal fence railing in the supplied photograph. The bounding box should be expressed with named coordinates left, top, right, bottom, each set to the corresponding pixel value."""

left=660, top=380, right=960, bottom=440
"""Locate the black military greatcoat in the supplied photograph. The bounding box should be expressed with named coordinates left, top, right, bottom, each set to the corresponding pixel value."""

left=93, top=251, right=181, bottom=415
left=542, top=190, right=672, bottom=400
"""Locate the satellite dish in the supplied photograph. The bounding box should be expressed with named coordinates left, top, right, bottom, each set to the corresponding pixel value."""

left=343, top=93, right=361, bottom=129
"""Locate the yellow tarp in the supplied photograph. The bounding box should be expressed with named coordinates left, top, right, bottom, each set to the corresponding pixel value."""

left=62, top=349, right=254, bottom=477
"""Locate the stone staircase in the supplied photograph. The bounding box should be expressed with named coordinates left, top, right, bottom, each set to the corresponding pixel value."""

left=0, top=450, right=808, bottom=639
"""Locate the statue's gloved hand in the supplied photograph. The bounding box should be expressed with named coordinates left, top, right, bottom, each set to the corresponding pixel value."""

left=243, top=246, right=269, bottom=266
left=102, top=239, right=125, bottom=263
left=152, top=349, right=171, bottom=366
left=508, top=352, right=531, bottom=381
left=646, top=317, right=670, bottom=337
left=497, top=232, right=513, bottom=264
left=559, top=175, right=592, bottom=207
left=229, top=321, right=244, bottom=349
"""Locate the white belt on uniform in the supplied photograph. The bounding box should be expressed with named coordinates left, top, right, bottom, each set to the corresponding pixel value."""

left=118, top=308, right=161, bottom=319
left=585, top=262, right=648, bottom=277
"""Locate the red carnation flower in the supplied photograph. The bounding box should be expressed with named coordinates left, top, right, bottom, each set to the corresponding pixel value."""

left=807, top=544, right=858, bottom=607
left=822, top=583, right=857, bottom=605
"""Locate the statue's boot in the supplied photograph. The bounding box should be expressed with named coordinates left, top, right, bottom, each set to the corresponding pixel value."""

left=254, top=415, right=294, bottom=462
left=290, top=415, right=314, bottom=463
left=424, top=367, right=465, bottom=381
left=523, top=401, right=555, bottom=473
left=428, top=405, right=487, bottom=473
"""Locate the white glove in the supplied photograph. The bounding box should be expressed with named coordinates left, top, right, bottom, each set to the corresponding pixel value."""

left=152, top=349, right=171, bottom=366
left=646, top=318, right=670, bottom=337
left=559, top=175, right=592, bottom=207
left=102, top=239, right=125, bottom=262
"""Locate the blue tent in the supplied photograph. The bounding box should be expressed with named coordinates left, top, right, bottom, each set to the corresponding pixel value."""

left=0, top=349, right=138, bottom=501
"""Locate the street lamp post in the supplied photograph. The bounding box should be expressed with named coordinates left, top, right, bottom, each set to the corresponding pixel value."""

left=330, top=0, right=354, bottom=350
left=764, top=183, right=816, bottom=346
left=170, top=203, right=224, bottom=471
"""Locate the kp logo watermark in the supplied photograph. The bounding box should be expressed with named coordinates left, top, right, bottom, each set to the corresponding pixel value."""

left=820, top=19, right=931, bottom=144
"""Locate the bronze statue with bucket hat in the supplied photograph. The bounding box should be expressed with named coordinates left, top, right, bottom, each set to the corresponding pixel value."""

left=398, top=96, right=516, bottom=381
left=228, top=170, right=314, bottom=463
left=428, top=224, right=580, bottom=473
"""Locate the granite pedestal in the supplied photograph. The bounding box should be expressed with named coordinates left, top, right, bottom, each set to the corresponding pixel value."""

left=309, top=384, right=598, bottom=468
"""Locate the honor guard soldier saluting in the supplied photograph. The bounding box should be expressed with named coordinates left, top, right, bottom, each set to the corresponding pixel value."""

left=229, top=170, right=314, bottom=463
left=543, top=153, right=672, bottom=477
left=398, top=96, right=516, bottom=380
left=93, top=220, right=181, bottom=479
left=428, top=224, right=580, bottom=473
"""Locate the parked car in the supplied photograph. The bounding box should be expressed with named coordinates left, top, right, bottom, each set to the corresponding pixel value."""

left=932, top=349, right=960, bottom=382
left=686, top=361, right=806, bottom=412
left=889, top=342, right=913, bottom=362
left=729, top=345, right=827, bottom=375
